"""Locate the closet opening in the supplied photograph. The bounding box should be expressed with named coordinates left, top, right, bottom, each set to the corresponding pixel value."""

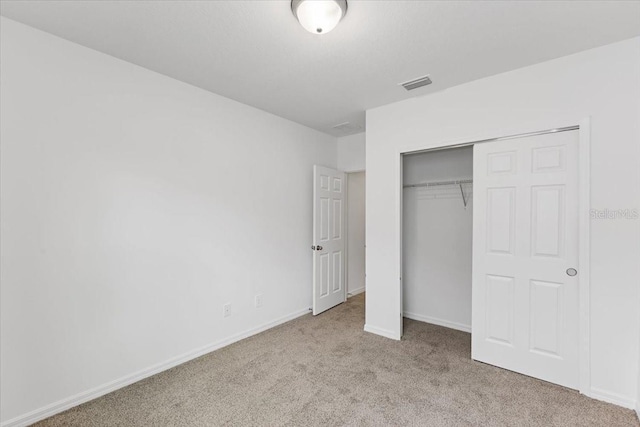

left=402, top=146, right=473, bottom=336
left=397, top=124, right=588, bottom=391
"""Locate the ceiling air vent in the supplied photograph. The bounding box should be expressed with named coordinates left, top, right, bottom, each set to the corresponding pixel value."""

left=332, top=122, right=363, bottom=134
left=400, top=75, right=432, bottom=91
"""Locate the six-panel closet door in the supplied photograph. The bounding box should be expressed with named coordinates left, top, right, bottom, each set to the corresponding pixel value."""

left=471, top=130, right=580, bottom=389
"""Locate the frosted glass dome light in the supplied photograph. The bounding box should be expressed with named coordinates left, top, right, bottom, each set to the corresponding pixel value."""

left=292, top=0, right=347, bottom=35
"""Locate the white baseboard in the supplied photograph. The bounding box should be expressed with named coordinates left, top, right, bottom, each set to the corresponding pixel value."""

left=347, top=286, right=365, bottom=297
left=403, top=312, right=471, bottom=333
left=1, top=307, right=311, bottom=427
left=589, top=386, right=636, bottom=410
left=364, top=324, right=401, bottom=340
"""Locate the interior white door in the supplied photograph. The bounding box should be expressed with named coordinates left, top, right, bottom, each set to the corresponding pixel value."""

left=313, top=165, right=346, bottom=315
left=472, top=130, right=579, bottom=389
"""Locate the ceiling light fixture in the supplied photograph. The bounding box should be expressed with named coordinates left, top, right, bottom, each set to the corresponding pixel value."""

left=291, top=0, right=347, bottom=35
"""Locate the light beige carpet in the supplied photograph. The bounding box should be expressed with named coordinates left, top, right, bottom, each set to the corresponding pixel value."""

left=36, top=293, right=638, bottom=426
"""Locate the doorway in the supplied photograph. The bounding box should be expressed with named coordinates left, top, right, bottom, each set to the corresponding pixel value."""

left=346, top=171, right=366, bottom=298
left=311, top=167, right=366, bottom=315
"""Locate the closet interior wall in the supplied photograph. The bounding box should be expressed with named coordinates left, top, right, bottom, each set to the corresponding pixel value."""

left=402, top=147, right=473, bottom=332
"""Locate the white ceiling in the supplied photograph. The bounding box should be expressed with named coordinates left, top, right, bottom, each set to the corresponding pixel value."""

left=2, top=1, right=639, bottom=137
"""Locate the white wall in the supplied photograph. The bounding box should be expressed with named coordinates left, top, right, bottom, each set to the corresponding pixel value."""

left=402, top=148, right=473, bottom=332
left=366, top=37, right=640, bottom=407
left=337, top=132, right=365, bottom=172
left=0, top=18, right=336, bottom=425
left=347, top=171, right=366, bottom=296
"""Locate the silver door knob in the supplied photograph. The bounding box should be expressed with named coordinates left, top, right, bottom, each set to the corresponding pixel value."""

left=566, top=268, right=577, bottom=277
left=317, top=246, right=323, bottom=251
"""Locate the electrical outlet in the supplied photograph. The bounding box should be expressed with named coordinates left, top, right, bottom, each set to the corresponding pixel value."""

left=255, top=294, right=263, bottom=308
left=223, top=303, right=231, bottom=318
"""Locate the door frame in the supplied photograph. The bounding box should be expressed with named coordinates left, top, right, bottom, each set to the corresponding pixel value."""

left=395, top=117, right=591, bottom=396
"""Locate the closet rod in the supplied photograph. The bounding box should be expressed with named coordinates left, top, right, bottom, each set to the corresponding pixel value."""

left=403, top=179, right=473, bottom=189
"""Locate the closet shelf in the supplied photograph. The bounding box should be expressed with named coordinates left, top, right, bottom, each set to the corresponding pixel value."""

left=403, top=179, right=472, bottom=189
left=403, top=179, right=473, bottom=208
